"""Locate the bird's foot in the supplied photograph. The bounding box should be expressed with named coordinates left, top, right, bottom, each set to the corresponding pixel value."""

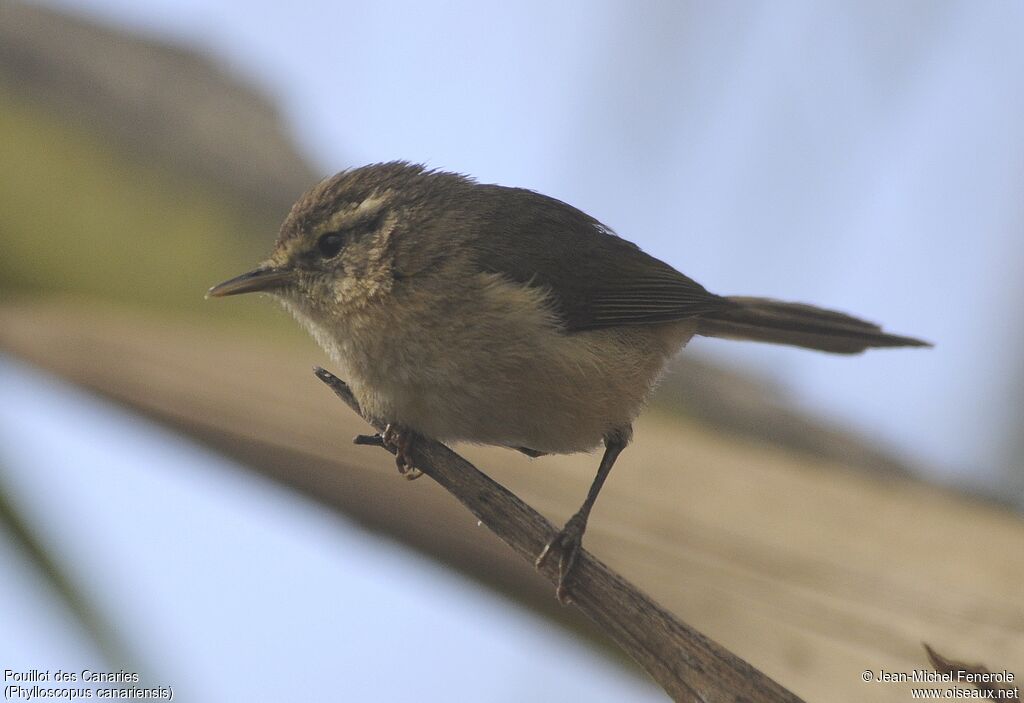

left=382, top=423, right=423, bottom=480
left=535, top=512, right=588, bottom=604
left=354, top=424, right=423, bottom=479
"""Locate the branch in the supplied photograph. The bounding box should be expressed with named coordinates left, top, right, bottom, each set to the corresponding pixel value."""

left=314, top=367, right=804, bottom=703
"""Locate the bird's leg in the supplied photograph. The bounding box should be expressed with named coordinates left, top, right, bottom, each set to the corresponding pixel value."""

left=355, top=423, right=424, bottom=480
left=536, top=429, right=629, bottom=603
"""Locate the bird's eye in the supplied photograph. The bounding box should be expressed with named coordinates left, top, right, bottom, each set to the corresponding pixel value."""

left=316, top=232, right=345, bottom=258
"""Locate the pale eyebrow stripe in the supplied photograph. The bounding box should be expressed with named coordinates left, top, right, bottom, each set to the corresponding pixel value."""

left=322, top=192, right=391, bottom=233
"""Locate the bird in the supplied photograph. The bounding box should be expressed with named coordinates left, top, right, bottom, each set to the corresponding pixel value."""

left=208, top=161, right=929, bottom=602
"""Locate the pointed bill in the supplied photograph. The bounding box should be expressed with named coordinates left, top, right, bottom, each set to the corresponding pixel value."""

left=206, top=267, right=293, bottom=298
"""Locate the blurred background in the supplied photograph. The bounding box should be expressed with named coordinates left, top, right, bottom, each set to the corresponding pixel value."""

left=1, top=1, right=1022, bottom=701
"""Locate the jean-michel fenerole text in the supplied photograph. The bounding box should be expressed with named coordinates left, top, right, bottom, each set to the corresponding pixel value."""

left=875, top=669, right=1015, bottom=684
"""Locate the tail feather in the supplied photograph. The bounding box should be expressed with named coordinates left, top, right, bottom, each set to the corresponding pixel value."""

left=695, top=296, right=931, bottom=354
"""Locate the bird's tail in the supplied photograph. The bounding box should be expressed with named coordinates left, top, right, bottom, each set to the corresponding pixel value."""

left=695, top=296, right=930, bottom=354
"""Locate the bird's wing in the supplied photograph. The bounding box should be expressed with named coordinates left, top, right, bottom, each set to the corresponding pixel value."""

left=470, top=185, right=731, bottom=332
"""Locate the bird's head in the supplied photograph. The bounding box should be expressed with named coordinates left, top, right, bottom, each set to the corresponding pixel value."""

left=207, top=162, right=469, bottom=319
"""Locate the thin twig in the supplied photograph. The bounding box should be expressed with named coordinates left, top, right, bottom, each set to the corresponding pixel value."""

left=314, top=366, right=804, bottom=703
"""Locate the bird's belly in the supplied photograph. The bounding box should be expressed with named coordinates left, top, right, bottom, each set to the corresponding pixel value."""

left=351, top=341, right=655, bottom=453
left=357, top=346, right=632, bottom=453
left=352, top=330, right=692, bottom=454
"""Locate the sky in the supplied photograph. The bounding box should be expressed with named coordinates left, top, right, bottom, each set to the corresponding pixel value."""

left=0, top=357, right=665, bottom=702
left=28, top=1, right=1024, bottom=487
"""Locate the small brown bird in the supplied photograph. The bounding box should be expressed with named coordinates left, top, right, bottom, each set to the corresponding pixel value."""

left=209, top=162, right=928, bottom=602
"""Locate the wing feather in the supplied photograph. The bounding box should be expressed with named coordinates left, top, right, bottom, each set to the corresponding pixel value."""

left=469, top=185, right=730, bottom=332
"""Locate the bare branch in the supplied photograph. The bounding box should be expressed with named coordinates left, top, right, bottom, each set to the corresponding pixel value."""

left=314, top=367, right=804, bottom=703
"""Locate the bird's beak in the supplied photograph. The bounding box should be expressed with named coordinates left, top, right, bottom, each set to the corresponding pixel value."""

left=206, top=267, right=294, bottom=298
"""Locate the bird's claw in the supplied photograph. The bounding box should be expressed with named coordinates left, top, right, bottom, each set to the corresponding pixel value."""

left=535, top=513, right=587, bottom=604
left=381, top=424, right=424, bottom=480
